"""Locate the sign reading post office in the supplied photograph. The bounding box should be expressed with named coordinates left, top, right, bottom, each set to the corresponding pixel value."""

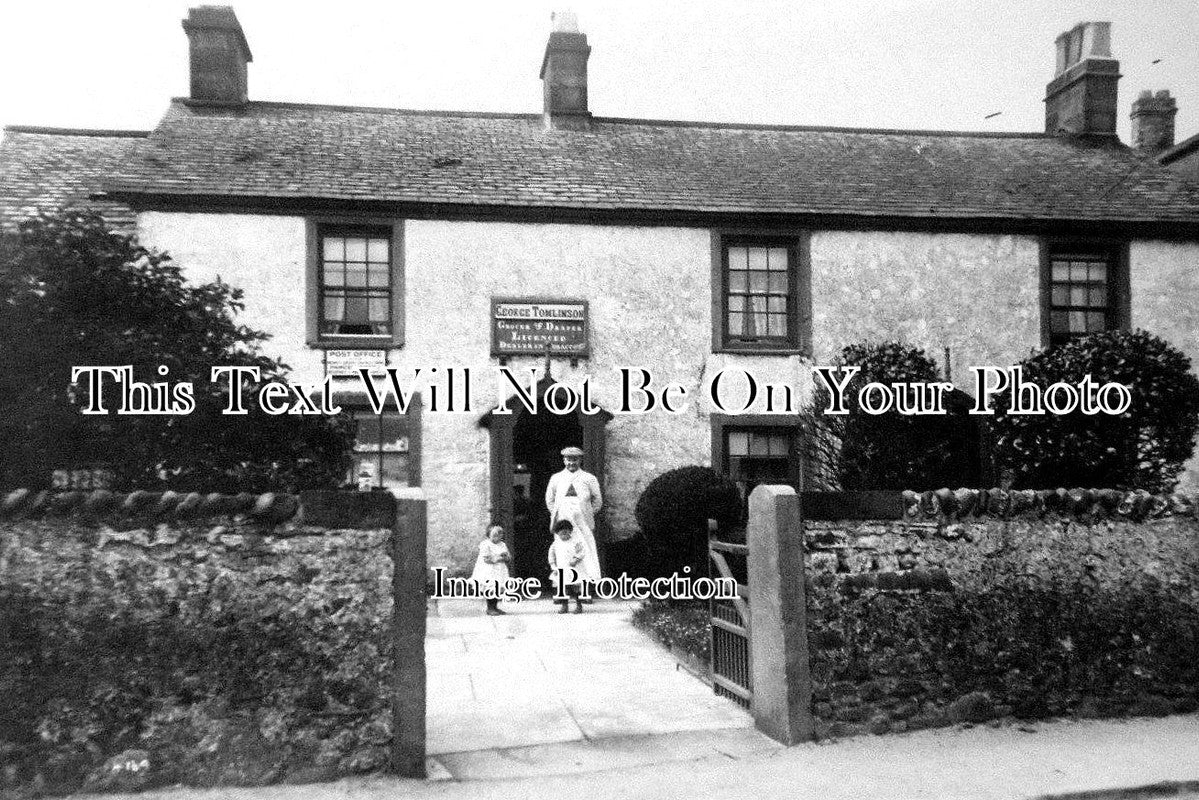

left=491, top=298, right=589, bottom=358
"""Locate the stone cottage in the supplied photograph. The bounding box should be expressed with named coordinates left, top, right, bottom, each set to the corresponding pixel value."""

left=2, top=9, right=1198, bottom=574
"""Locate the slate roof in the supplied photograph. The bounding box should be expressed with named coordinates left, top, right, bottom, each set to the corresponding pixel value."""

left=93, top=98, right=1199, bottom=226
left=0, top=127, right=147, bottom=231
left=1160, top=131, right=1199, bottom=167
left=4, top=100, right=1199, bottom=229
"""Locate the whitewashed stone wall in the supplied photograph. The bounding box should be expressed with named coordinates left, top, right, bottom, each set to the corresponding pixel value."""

left=136, top=212, right=1199, bottom=568
left=810, top=231, right=1042, bottom=379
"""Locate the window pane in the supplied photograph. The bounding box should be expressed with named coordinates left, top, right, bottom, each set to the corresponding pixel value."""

left=345, top=295, right=369, bottom=323
left=1051, top=311, right=1069, bottom=332
left=767, top=434, right=789, bottom=456
left=768, top=272, right=787, bottom=293
left=345, top=264, right=367, bottom=287
left=1052, top=262, right=1070, bottom=281
left=380, top=453, right=409, bottom=487
left=768, top=248, right=788, bottom=269
left=1070, top=286, right=1087, bottom=306
left=1069, top=263, right=1088, bottom=281
left=368, top=264, right=389, bottom=288
left=727, top=247, right=748, bottom=269
left=748, top=248, right=768, bottom=270
left=379, top=415, right=405, bottom=450
left=1087, top=311, right=1106, bottom=332
left=729, top=272, right=748, bottom=293
left=1089, top=263, right=1106, bottom=281
left=727, top=431, right=749, bottom=456
left=768, top=313, right=787, bottom=337
left=345, top=238, right=368, bottom=261
left=323, top=237, right=344, bottom=261
left=767, top=296, right=786, bottom=314
left=368, top=297, right=389, bottom=322
left=324, top=296, right=345, bottom=322
left=1089, top=286, right=1107, bottom=306
left=367, top=238, right=389, bottom=262
left=325, top=268, right=345, bottom=287
left=1069, top=311, right=1086, bottom=332
left=743, top=311, right=759, bottom=337
left=728, top=312, right=743, bottom=336
left=748, top=434, right=770, bottom=456
left=749, top=271, right=768, bottom=293
left=747, top=297, right=767, bottom=336
left=728, top=295, right=745, bottom=312
left=1051, top=285, right=1070, bottom=305
left=355, top=413, right=381, bottom=447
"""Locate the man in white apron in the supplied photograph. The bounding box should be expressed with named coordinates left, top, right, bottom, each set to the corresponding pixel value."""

left=544, top=446, right=603, bottom=587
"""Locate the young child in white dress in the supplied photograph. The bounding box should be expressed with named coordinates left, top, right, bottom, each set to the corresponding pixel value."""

left=548, top=519, right=585, bottom=614
left=470, top=525, right=511, bottom=616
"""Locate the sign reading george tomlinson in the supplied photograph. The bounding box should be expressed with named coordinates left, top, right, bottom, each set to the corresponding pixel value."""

left=491, top=298, right=589, bottom=358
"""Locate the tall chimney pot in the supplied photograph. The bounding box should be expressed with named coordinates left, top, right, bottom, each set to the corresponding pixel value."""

left=182, top=6, right=253, bottom=106
left=1131, top=89, right=1177, bottom=155
left=1044, top=21, right=1120, bottom=137
left=540, top=11, right=591, bottom=131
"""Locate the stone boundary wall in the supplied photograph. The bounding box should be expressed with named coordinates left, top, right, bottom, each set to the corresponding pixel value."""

left=799, top=488, right=1199, bottom=740
left=0, top=489, right=426, bottom=795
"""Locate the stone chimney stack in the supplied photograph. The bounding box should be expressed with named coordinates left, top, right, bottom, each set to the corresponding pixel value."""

left=540, top=11, right=591, bottom=131
left=182, top=6, right=253, bottom=106
left=1044, top=22, right=1120, bottom=137
left=1131, top=90, right=1177, bottom=155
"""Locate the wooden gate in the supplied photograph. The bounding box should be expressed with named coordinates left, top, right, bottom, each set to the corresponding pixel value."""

left=708, top=521, right=751, bottom=708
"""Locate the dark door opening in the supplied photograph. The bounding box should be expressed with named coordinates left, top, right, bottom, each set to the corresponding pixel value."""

left=480, top=372, right=613, bottom=584
left=510, top=408, right=583, bottom=581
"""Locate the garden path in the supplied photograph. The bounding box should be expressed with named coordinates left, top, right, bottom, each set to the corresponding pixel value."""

left=424, top=597, right=774, bottom=780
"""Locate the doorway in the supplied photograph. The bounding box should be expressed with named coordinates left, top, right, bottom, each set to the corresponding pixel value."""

left=479, top=373, right=612, bottom=583
left=510, top=408, right=582, bottom=579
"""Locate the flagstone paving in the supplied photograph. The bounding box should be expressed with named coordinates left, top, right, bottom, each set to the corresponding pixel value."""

left=424, top=597, right=772, bottom=779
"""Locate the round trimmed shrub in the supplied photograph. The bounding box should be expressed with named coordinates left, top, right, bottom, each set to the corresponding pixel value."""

left=991, top=329, right=1199, bottom=492
left=819, top=341, right=984, bottom=489
left=634, top=466, right=742, bottom=580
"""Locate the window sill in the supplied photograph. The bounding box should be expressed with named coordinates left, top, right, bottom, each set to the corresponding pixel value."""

left=713, top=346, right=810, bottom=357
left=307, top=337, right=401, bottom=350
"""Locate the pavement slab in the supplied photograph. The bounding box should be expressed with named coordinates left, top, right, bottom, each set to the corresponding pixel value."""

left=94, top=714, right=1199, bottom=800
left=424, top=596, right=753, bottom=761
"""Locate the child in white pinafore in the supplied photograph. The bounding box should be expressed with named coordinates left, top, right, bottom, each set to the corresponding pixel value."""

left=548, top=519, right=585, bottom=614
left=470, top=525, right=511, bottom=616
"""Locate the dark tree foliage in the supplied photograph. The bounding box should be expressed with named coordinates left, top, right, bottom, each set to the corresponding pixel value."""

left=0, top=209, right=354, bottom=491
left=633, top=465, right=743, bottom=580
left=991, top=330, right=1199, bottom=492
left=819, top=341, right=983, bottom=490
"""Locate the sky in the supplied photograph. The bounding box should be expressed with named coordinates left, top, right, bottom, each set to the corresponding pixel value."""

left=0, top=0, right=1196, bottom=144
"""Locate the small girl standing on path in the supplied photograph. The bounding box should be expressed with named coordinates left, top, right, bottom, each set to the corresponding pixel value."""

left=548, top=519, right=585, bottom=614
left=470, top=525, right=511, bottom=616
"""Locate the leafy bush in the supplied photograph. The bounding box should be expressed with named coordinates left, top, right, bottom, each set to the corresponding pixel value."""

left=817, top=341, right=983, bottom=489
left=631, top=600, right=711, bottom=661
left=991, top=330, right=1199, bottom=492
left=0, top=208, right=355, bottom=491
left=634, top=466, right=742, bottom=578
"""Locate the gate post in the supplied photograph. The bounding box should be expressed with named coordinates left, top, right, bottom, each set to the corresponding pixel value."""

left=391, top=489, right=427, bottom=777
left=747, top=484, right=815, bottom=744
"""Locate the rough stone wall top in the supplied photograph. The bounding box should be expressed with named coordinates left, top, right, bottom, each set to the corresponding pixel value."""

left=899, top=487, right=1199, bottom=523
left=0, top=488, right=396, bottom=531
